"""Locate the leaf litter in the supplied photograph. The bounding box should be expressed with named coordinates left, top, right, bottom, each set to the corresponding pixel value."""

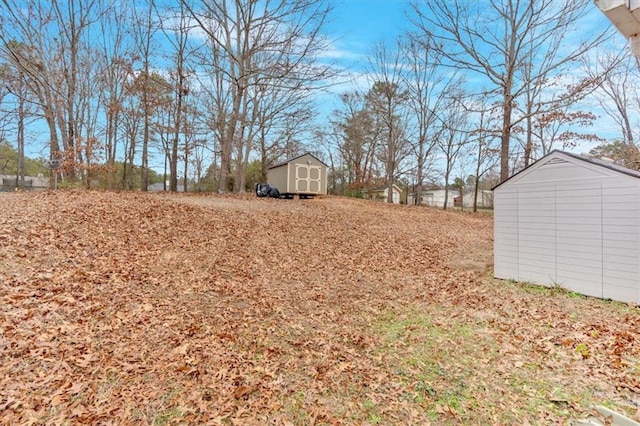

left=0, top=190, right=638, bottom=424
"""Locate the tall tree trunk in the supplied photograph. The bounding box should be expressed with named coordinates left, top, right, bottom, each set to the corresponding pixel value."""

left=127, top=134, right=136, bottom=189
left=387, top=124, right=395, bottom=203
left=219, top=89, right=243, bottom=193
left=140, top=0, right=154, bottom=192
left=141, top=106, right=149, bottom=191
left=415, top=139, right=424, bottom=206
left=44, top=106, right=60, bottom=157
left=183, top=140, right=189, bottom=192
left=170, top=90, right=183, bottom=192
left=443, top=187, right=449, bottom=211
left=473, top=179, right=479, bottom=213
left=238, top=136, right=252, bottom=192
left=524, top=109, right=533, bottom=168
left=259, top=130, right=268, bottom=182
left=473, top=143, right=482, bottom=213
left=17, top=91, right=25, bottom=189
left=500, top=89, right=513, bottom=183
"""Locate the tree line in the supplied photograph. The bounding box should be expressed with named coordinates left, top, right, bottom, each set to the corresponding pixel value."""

left=0, top=0, right=334, bottom=192
left=0, top=0, right=636, bottom=206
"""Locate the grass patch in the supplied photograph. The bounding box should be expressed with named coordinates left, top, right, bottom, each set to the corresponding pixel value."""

left=363, top=398, right=382, bottom=424
left=133, top=385, right=186, bottom=425
left=152, top=406, right=185, bottom=426
left=369, top=306, right=632, bottom=423
left=372, top=309, right=499, bottom=422
left=508, top=279, right=587, bottom=300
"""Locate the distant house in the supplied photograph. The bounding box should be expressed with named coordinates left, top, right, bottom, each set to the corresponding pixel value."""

left=0, top=174, right=49, bottom=191
left=362, top=184, right=403, bottom=204
left=148, top=181, right=188, bottom=192
left=267, top=152, right=328, bottom=197
left=458, top=190, right=494, bottom=209
left=408, top=189, right=459, bottom=208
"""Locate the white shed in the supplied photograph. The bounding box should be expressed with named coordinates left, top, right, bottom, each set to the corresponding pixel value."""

left=493, top=150, right=640, bottom=305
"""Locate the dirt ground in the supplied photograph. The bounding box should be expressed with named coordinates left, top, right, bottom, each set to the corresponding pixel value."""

left=0, top=191, right=638, bottom=424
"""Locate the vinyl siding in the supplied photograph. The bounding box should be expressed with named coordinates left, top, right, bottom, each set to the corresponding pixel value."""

left=516, top=187, right=556, bottom=285
left=554, top=184, right=602, bottom=299
left=602, top=182, right=639, bottom=303
left=494, top=152, right=640, bottom=305
left=494, top=190, right=519, bottom=279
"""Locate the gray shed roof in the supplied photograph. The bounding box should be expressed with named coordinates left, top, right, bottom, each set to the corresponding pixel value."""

left=268, top=152, right=328, bottom=169
left=493, top=149, right=640, bottom=190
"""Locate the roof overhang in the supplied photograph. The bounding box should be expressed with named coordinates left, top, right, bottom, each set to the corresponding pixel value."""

left=595, top=0, right=640, bottom=38
left=267, top=152, right=328, bottom=169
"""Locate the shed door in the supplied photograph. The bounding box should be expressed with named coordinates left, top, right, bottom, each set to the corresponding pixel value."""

left=295, top=164, right=321, bottom=193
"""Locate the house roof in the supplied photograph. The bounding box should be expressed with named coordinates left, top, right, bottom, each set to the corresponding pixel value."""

left=421, top=189, right=456, bottom=194
left=268, top=152, right=328, bottom=169
left=410, top=189, right=460, bottom=196
left=492, top=149, right=640, bottom=190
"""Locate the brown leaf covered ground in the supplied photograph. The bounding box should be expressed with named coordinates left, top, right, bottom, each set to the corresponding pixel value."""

left=0, top=191, right=639, bottom=425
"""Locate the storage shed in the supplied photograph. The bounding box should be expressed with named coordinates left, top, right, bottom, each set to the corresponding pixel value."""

left=267, top=152, right=328, bottom=197
left=494, top=150, right=640, bottom=305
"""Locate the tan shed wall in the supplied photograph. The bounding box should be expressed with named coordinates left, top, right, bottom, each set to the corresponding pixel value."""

left=267, top=165, right=289, bottom=192
left=267, top=154, right=327, bottom=195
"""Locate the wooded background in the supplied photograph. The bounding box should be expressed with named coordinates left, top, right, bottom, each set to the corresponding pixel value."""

left=0, top=0, right=637, bottom=203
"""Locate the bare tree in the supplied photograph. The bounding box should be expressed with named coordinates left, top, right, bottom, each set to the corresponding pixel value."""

left=366, top=41, right=410, bottom=203
left=120, top=91, right=142, bottom=189
left=400, top=36, right=451, bottom=205
left=0, top=2, right=64, bottom=163
left=588, top=53, right=639, bottom=147
left=0, top=59, right=30, bottom=187
left=131, top=0, right=160, bottom=191
left=330, top=92, right=378, bottom=192
left=160, top=1, right=194, bottom=192
left=468, top=102, right=500, bottom=212
left=438, top=91, right=470, bottom=210
left=96, top=1, right=135, bottom=189
left=50, top=0, right=105, bottom=179
left=183, top=0, right=335, bottom=193
left=518, top=33, right=614, bottom=167
left=412, top=0, right=608, bottom=182
left=1, top=0, right=110, bottom=186
left=74, top=45, right=104, bottom=187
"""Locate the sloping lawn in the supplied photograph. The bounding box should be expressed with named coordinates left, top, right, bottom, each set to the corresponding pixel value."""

left=1, top=191, right=638, bottom=424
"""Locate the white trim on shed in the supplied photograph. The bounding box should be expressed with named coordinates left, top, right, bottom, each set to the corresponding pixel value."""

left=493, top=150, right=640, bottom=305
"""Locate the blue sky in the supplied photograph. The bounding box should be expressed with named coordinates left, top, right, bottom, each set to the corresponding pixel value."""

left=327, top=0, right=411, bottom=51
left=325, top=0, right=621, bottom=61
left=315, top=1, right=415, bottom=117
left=316, top=0, right=631, bottom=154
left=322, top=0, right=621, bottom=84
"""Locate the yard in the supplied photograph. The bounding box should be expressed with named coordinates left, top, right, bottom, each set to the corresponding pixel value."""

left=0, top=191, right=638, bottom=424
